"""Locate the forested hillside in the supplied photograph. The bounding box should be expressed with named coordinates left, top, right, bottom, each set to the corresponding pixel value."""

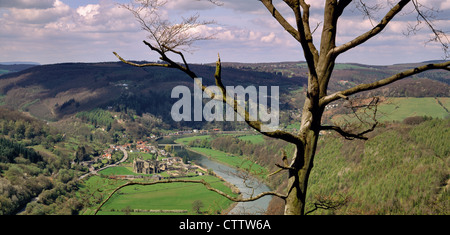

left=268, top=118, right=449, bottom=215
left=0, top=138, right=42, bottom=163
left=0, top=108, right=79, bottom=214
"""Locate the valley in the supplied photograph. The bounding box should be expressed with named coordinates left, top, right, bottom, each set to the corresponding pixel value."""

left=0, top=60, right=448, bottom=215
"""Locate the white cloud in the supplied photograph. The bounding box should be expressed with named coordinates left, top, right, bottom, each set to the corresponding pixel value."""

left=211, top=26, right=285, bottom=46
left=440, top=0, right=450, bottom=10
left=0, top=0, right=145, bottom=63
left=306, top=0, right=326, bottom=9
left=5, top=0, right=71, bottom=24
left=0, top=0, right=448, bottom=64
left=261, top=32, right=276, bottom=43
left=77, top=4, right=100, bottom=20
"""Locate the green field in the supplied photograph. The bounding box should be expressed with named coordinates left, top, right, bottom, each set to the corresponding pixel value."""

left=237, top=134, right=265, bottom=144
left=334, top=63, right=371, bottom=70
left=377, top=97, right=450, bottom=121
left=332, top=97, right=450, bottom=124
left=98, top=166, right=136, bottom=176
left=190, top=147, right=268, bottom=177
left=175, top=135, right=211, bottom=145
left=83, top=175, right=237, bottom=215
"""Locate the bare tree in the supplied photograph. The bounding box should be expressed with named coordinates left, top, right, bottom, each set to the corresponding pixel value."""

left=103, top=0, right=450, bottom=215
left=119, top=0, right=216, bottom=54
left=192, top=200, right=204, bottom=214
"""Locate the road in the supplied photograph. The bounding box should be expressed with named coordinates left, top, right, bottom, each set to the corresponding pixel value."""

left=79, top=147, right=128, bottom=180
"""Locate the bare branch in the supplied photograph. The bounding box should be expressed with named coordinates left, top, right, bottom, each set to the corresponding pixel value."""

left=119, top=1, right=294, bottom=138
left=408, top=0, right=450, bottom=58
left=320, top=61, right=450, bottom=106
left=94, top=179, right=286, bottom=214
left=116, top=39, right=303, bottom=145
left=260, top=0, right=301, bottom=42
left=281, top=0, right=319, bottom=74
left=214, top=53, right=225, bottom=96
left=336, top=0, right=353, bottom=17
left=113, top=52, right=171, bottom=68
left=211, top=54, right=303, bottom=144
left=162, top=45, right=190, bottom=70
left=268, top=150, right=294, bottom=177
left=299, top=0, right=319, bottom=64
left=354, top=0, right=385, bottom=27
left=142, top=40, right=199, bottom=79
left=119, top=0, right=216, bottom=53
left=321, top=122, right=378, bottom=140
left=305, top=193, right=349, bottom=215
left=311, top=22, right=322, bottom=35
left=331, top=0, right=411, bottom=57
left=322, top=97, right=380, bottom=140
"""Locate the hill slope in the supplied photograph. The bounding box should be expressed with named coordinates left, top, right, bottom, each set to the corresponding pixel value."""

left=264, top=118, right=450, bottom=215
left=0, top=60, right=448, bottom=127
left=0, top=62, right=305, bottom=122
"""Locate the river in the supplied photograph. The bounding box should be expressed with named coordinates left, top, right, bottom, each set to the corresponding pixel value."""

left=195, top=154, right=272, bottom=215
left=170, top=144, right=272, bottom=215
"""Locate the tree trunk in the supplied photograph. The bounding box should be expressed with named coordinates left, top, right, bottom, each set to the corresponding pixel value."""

left=284, top=130, right=320, bottom=215
left=284, top=98, right=322, bottom=215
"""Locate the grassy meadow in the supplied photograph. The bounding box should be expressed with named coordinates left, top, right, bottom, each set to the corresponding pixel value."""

left=237, top=134, right=265, bottom=144
left=331, top=97, right=450, bottom=125
left=175, top=135, right=212, bottom=145
left=189, top=147, right=268, bottom=177
left=82, top=174, right=237, bottom=215
left=377, top=97, right=450, bottom=121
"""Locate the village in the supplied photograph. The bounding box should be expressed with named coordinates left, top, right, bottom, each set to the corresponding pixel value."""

left=100, top=140, right=170, bottom=160
left=98, top=140, right=207, bottom=180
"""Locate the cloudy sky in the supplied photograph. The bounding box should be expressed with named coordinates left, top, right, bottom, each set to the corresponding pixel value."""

left=0, top=0, right=449, bottom=65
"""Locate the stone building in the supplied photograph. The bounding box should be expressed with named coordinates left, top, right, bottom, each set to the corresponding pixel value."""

left=133, top=158, right=166, bottom=174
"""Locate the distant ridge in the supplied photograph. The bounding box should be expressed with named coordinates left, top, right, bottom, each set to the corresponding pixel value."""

left=0, top=60, right=446, bottom=67
left=0, top=62, right=40, bottom=65
left=420, top=60, right=448, bottom=64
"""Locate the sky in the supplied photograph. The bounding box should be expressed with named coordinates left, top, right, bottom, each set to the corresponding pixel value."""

left=0, top=0, right=449, bottom=65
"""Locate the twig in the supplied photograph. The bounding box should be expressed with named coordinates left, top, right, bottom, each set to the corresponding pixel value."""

left=113, top=52, right=171, bottom=68
left=268, top=150, right=294, bottom=177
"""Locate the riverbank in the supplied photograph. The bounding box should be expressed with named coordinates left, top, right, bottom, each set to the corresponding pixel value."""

left=179, top=145, right=272, bottom=214
left=181, top=144, right=272, bottom=186
left=182, top=148, right=242, bottom=214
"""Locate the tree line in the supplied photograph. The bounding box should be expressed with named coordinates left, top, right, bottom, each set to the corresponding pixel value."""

left=0, top=138, right=42, bottom=163
left=76, top=108, right=114, bottom=131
